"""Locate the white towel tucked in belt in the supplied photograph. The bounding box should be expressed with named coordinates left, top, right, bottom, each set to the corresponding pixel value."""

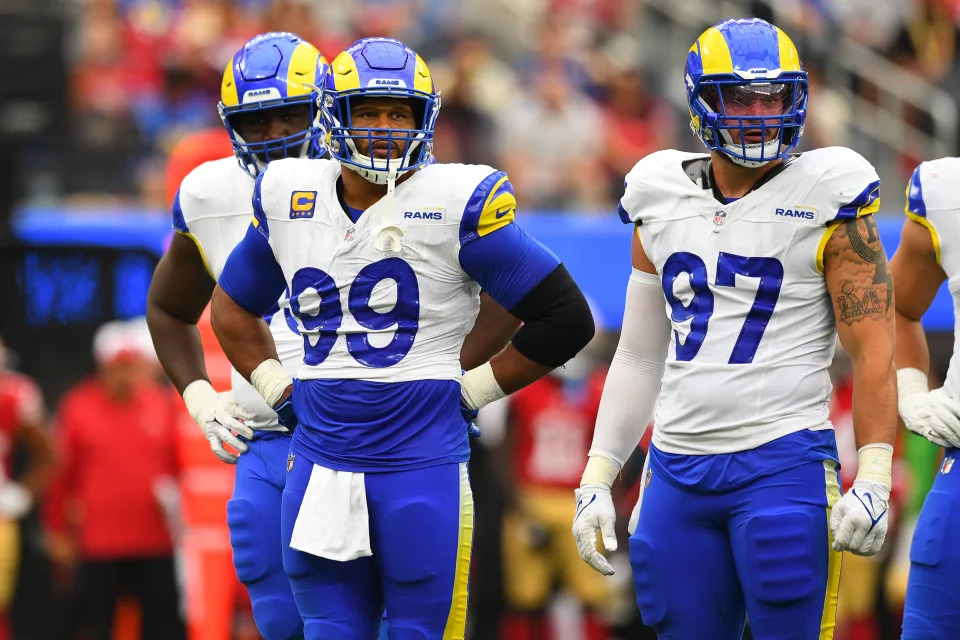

left=290, top=464, right=372, bottom=562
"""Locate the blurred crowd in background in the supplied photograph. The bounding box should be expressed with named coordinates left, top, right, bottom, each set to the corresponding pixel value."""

left=3, top=0, right=960, bottom=638
left=15, top=0, right=960, bottom=213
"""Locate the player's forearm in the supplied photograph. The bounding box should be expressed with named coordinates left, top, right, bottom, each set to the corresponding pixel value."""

left=894, top=309, right=931, bottom=374
left=210, top=286, right=281, bottom=381
left=146, top=301, right=209, bottom=394
left=460, top=293, right=520, bottom=371
left=849, top=343, right=898, bottom=449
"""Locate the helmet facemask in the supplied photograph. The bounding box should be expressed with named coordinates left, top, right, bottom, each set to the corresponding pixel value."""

left=324, top=88, right=440, bottom=185
left=689, top=75, right=807, bottom=168
left=220, top=95, right=327, bottom=178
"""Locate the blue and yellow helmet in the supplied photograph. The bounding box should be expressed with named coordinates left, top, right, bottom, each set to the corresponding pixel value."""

left=218, top=32, right=329, bottom=177
left=323, top=38, right=440, bottom=184
left=685, top=19, right=808, bottom=167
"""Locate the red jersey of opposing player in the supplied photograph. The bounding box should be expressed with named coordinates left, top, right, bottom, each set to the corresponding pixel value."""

left=0, top=372, right=44, bottom=481
left=508, top=370, right=606, bottom=490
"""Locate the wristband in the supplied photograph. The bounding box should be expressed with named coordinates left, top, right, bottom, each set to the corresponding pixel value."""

left=251, top=359, right=293, bottom=408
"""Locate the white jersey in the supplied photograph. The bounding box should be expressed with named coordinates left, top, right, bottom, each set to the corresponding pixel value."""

left=253, top=158, right=518, bottom=382
left=620, top=147, right=881, bottom=455
left=905, top=157, right=960, bottom=400
left=176, top=157, right=303, bottom=428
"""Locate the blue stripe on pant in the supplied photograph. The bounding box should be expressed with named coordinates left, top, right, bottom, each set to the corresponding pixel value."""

left=228, top=431, right=304, bottom=640
left=281, top=460, right=472, bottom=640
left=902, top=448, right=960, bottom=639
left=629, top=457, right=841, bottom=639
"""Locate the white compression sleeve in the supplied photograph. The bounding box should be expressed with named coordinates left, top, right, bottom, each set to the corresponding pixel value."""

left=588, top=268, right=671, bottom=469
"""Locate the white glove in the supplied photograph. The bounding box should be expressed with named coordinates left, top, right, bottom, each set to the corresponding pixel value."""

left=183, top=380, right=255, bottom=464
left=897, top=368, right=960, bottom=448
left=830, top=479, right=890, bottom=556
left=830, top=443, right=893, bottom=556
left=0, top=483, right=31, bottom=519
left=572, top=484, right=617, bottom=575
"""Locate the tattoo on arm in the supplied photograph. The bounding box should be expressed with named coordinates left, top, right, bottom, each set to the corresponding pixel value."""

left=845, top=215, right=893, bottom=308
left=823, top=215, right=894, bottom=326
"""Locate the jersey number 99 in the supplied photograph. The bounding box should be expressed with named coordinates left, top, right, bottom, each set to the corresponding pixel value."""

left=289, top=257, right=420, bottom=368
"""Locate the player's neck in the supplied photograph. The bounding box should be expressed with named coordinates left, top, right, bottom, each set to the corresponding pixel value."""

left=710, top=152, right=782, bottom=201
left=340, top=165, right=417, bottom=211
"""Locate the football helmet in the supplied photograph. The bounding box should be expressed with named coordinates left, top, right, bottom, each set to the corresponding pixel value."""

left=323, top=38, right=440, bottom=184
left=685, top=18, right=808, bottom=167
left=219, top=32, right=329, bottom=177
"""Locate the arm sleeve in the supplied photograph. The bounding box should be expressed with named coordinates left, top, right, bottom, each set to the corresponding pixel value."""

left=459, top=223, right=560, bottom=310
left=217, top=171, right=287, bottom=316
left=589, top=269, right=671, bottom=466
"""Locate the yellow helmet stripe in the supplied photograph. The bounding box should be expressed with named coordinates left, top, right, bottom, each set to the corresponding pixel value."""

left=697, top=27, right=734, bottom=75
left=220, top=62, right=240, bottom=108
left=414, top=54, right=432, bottom=93
left=286, top=42, right=324, bottom=97
left=775, top=27, right=803, bottom=72
left=332, top=51, right=361, bottom=91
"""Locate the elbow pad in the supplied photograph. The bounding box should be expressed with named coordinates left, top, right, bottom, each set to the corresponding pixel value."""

left=509, top=264, right=595, bottom=368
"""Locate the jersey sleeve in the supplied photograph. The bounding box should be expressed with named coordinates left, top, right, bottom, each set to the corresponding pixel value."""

left=458, top=170, right=517, bottom=245
left=822, top=148, right=881, bottom=224
left=904, top=161, right=942, bottom=265
left=457, top=170, right=560, bottom=310
left=617, top=150, right=682, bottom=225
left=171, top=189, right=189, bottom=233
left=217, top=172, right=286, bottom=315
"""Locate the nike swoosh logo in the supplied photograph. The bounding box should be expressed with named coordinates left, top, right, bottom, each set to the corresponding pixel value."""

left=575, top=494, right=596, bottom=522
left=495, top=207, right=513, bottom=219
left=852, top=488, right=887, bottom=530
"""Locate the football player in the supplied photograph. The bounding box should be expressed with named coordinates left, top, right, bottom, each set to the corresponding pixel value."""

left=571, top=18, right=896, bottom=638
left=890, top=158, right=960, bottom=637
left=148, top=32, right=518, bottom=640
left=209, top=37, right=594, bottom=639
left=146, top=32, right=328, bottom=640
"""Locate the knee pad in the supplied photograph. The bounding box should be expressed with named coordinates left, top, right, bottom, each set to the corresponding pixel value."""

left=379, top=498, right=445, bottom=585
left=252, top=595, right=303, bottom=640
left=629, top=536, right=667, bottom=627
left=910, top=490, right=956, bottom=568
left=228, top=498, right=269, bottom=583
left=741, top=511, right=818, bottom=605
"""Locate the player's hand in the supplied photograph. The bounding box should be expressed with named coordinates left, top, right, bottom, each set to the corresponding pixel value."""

left=900, top=387, right=960, bottom=448
left=572, top=484, right=617, bottom=575
left=830, top=479, right=890, bottom=556
left=460, top=400, right=481, bottom=439
left=273, top=395, right=299, bottom=432
left=184, top=381, right=255, bottom=464
left=897, top=368, right=960, bottom=448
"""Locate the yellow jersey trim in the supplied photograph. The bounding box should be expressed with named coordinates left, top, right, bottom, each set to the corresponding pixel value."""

left=176, top=230, right=214, bottom=279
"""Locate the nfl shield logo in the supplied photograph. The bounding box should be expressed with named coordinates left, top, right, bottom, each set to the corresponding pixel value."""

left=287, top=452, right=295, bottom=472
left=345, top=227, right=355, bottom=241
left=942, top=457, right=954, bottom=474
left=713, top=210, right=727, bottom=226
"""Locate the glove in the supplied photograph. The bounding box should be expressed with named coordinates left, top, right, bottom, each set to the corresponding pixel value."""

left=572, top=484, right=617, bottom=575
left=273, top=396, right=299, bottom=432
left=0, top=483, right=31, bottom=520
left=460, top=399, right=481, bottom=439
left=183, top=381, right=255, bottom=464
left=897, top=368, right=960, bottom=448
left=830, top=479, right=890, bottom=556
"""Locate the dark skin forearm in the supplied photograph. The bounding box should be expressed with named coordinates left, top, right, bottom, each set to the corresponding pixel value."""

left=488, top=344, right=554, bottom=395
left=210, top=285, right=281, bottom=382
left=460, top=292, right=521, bottom=371
left=146, top=233, right=215, bottom=394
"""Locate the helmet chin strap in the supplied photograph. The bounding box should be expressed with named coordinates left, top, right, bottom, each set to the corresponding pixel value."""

left=716, top=128, right=782, bottom=168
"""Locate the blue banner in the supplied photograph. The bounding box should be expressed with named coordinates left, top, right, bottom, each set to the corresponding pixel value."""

left=12, top=207, right=954, bottom=332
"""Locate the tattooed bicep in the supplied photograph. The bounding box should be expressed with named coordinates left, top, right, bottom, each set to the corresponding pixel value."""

left=822, top=214, right=894, bottom=325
